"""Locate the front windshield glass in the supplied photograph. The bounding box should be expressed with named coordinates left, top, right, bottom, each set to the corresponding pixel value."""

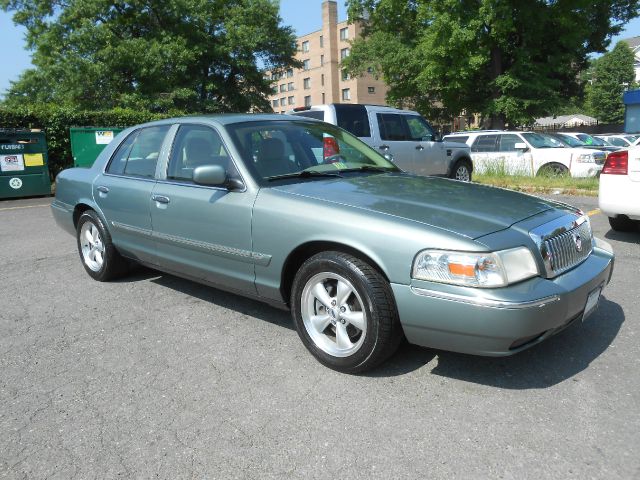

left=226, top=120, right=399, bottom=183
left=521, top=133, right=564, bottom=148
left=556, top=134, right=585, bottom=147
left=576, top=133, right=607, bottom=146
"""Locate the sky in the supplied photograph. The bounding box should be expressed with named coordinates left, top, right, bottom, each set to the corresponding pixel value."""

left=0, top=0, right=638, bottom=98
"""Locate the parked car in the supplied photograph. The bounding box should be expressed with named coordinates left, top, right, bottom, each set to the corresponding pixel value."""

left=51, top=115, right=614, bottom=372
left=443, top=131, right=605, bottom=177
left=545, top=132, right=620, bottom=154
left=287, top=104, right=473, bottom=181
left=595, top=134, right=639, bottom=148
left=599, top=149, right=640, bottom=231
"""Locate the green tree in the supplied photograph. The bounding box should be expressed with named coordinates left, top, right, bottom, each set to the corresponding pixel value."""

left=586, top=41, right=637, bottom=123
left=345, top=0, right=640, bottom=127
left=1, top=0, right=300, bottom=113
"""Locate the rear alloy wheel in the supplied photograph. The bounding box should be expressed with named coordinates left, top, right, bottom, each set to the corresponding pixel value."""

left=76, top=210, right=129, bottom=281
left=291, top=251, right=403, bottom=373
left=537, top=163, right=569, bottom=177
left=608, top=215, right=638, bottom=232
left=451, top=159, right=472, bottom=182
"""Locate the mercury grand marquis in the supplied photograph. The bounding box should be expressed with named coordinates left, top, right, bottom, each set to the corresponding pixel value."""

left=51, top=115, right=615, bottom=373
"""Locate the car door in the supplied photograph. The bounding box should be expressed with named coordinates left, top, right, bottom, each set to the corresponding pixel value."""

left=469, top=134, right=499, bottom=174
left=374, top=113, right=416, bottom=172
left=93, top=125, right=171, bottom=264
left=495, top=133, right=534, bottom=175
left=149, top=124, right=257, bottom=294
left=404, top=114, right=447, bottom=176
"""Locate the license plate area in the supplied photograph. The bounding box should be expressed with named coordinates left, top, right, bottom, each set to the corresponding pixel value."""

left=582, top=286, right=602, bottom=321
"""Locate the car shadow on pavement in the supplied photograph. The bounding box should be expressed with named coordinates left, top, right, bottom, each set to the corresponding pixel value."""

left=604, top=229, right=640, bottom=244
left=372, top=297, right=624, bottom=388
left=116, top=266, right=294, bottom=332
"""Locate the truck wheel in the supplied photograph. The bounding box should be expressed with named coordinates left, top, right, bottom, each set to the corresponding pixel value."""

left=537, top=163, right=569, bottom=177
left=451, top=159, right=472, bottom=182
left=290, top=251, right=403, bottom=373
left=608, top=215, right=638, bottom=232
left=76, top=210, right=129, bottom=281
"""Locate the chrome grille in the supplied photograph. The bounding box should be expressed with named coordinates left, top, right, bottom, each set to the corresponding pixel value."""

left=529, top=214, right=593, bottom=278
left=544, top=220, right=593, bottom=275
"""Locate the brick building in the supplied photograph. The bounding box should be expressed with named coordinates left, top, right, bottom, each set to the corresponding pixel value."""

left=267, top=0, right=388, bottom=113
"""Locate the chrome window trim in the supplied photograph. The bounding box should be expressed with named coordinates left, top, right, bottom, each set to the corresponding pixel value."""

left=410, top=287, right=560, bottom=310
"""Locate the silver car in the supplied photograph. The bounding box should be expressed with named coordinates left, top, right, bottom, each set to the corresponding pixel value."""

left=52, top=115, right=615, bottom=372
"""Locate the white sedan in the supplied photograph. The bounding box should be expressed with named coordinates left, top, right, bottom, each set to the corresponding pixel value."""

left=599, top=149, right=640, bottom=231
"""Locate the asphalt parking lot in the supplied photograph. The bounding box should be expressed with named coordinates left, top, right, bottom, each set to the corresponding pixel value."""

left=1, top=193, right=639, bottom=479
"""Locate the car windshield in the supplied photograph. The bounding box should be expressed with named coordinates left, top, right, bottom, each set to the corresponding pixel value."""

left=226, top=120, right=399, bottom=183
left=556, top=134, right=585, bottom=147
left=521, top=133, right=564, bottom=148
left=576, top=133, right=607, bottom=146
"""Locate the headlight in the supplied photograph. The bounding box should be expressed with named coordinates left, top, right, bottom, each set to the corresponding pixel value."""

left=412, top=247, right=539, bottom=288
left=576, top=153, right=595, bottom=163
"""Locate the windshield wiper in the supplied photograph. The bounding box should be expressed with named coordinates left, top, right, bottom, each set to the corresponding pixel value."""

left=340, top=165, right=395, bottom=173
left=266, top=170, right=343, bottom=181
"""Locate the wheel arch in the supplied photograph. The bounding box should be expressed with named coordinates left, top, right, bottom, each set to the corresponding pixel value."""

left=280, top=240, right=391, bottom=304
left=536, top=161, right=569, bottom=176
left=449, top=153, right=473, bottom=175
left=72, top=200, right=107, bottom=230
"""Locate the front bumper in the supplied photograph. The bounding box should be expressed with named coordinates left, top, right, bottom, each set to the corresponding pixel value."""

left=570, top=162, right=603, bottom=178
left=392, top=244, right=614, bottom=356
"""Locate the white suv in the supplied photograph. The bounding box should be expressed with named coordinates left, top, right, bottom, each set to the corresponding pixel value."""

left=444, top=131, right=605, bottom=177
left=599, top=149, right=640, bottom=231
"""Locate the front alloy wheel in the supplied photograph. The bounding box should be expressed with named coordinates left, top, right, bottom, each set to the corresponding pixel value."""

left=291, top=251, right=403, bottom=373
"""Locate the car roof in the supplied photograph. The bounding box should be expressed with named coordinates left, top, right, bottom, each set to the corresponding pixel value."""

left=129, top=113, right=322, bottom=129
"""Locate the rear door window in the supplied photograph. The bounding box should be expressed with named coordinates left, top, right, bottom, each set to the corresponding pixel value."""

left=377, top=113, right=409, bottom=141
left=334, top=104, right=371, bottom=137
left=471, top=135, right=499, bottom=152
left=107, top=125, right=170, bottom=178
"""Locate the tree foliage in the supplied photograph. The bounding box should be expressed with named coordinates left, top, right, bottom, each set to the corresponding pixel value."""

left=0, top=0, right=300, bottom=113
left=345, top=0, right=640, bottom=127
left=586, top=41, right=637, bottom=123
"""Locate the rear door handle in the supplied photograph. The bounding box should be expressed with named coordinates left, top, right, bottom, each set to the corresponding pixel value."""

left=378, top=145, right=389, bottom=151
left=415, top=145, right=424, bottom=151
left=96, top=186, right=109, bottom=194
left=151, top=195, right=170, bottom=204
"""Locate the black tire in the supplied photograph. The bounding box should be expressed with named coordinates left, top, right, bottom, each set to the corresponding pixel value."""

left=76, top=210, right=129, bottom=281
left=450, top=159, right=472, bottom=182
left=608, top=215, right=638, bottom=232
left=290, top=251, right=404, bottom=373
left=537, top=163, right=569, bottom=177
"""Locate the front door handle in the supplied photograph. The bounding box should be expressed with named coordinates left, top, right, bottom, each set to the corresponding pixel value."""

left=151, top=195, right=170, bottom=204
left=96, top=186, right=109, bottom=194
left=378, top=145, right=389, bottom=151
left=415, top=145, right=424, bottom=151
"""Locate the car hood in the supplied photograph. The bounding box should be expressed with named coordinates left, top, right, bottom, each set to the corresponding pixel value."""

left=272, top=174, right=560, bottom=239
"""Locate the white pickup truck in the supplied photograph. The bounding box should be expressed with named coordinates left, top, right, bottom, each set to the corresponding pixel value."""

left=288, top=104, right=474, bottom=181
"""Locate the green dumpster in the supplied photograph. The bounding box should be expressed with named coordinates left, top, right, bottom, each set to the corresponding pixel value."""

left=70, top=127, right=123, bottom=168
left=0, top=129, right=51, bottom=199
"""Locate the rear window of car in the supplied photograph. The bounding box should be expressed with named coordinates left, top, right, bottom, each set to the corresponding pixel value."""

left=471, top=135, right=498, bottom=152
left=107, top=125, right=170, bottom=178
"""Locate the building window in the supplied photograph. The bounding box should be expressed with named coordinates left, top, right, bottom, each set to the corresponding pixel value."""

left=271, top=86, right=278, bottom=94
left=319, top=35, right=324, bottom=48
left=272, top=99, right=279, bottom=108
left=368, top=86, right=375, bottom=94
left=342, top=88, right=351, bottom=101
left=287, top=69, right=294, bottom=78
left=304, top=95, right=312, bottom=107
left=288, top=96, right=295, bottom=105
left=280, top=98, right=286, bottom=107
left=288, top=82, right=294, bottom=91
left=279, top=84, right=286, bottom=93
left=320, top=55, right=324, bottom=66
left=342, top=70, right=350, bottom=81
left=303, top=59, right=310, bottom=70
left=303, top=77, right=311, bottom=89
left=340, top=48, right=350, bottom=60
left=321, top=74, right=325, bottom=86
left=340, top=27, right=348, bottom=41
left=322, top=93, right=325, bottom=103
left=302, top=40, right=309, bottom=53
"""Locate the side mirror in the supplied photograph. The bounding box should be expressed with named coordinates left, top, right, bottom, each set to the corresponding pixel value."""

left=514, top=142, right=529, bottom=151
left=193, top=165, right=227, bottom=186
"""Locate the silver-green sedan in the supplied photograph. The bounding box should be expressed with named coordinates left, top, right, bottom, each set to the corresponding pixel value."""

left=51, top=115, right=615, bottom=373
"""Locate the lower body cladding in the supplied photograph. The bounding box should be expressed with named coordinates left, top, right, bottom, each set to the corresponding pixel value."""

left=391, top=246, right=614, bottom=356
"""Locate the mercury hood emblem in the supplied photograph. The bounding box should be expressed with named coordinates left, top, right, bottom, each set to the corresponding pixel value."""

left=573, top=233, right=583, bottom=252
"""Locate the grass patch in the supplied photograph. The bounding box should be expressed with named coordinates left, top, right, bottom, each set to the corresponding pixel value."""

left=474, top=173, right=599, bottom=196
